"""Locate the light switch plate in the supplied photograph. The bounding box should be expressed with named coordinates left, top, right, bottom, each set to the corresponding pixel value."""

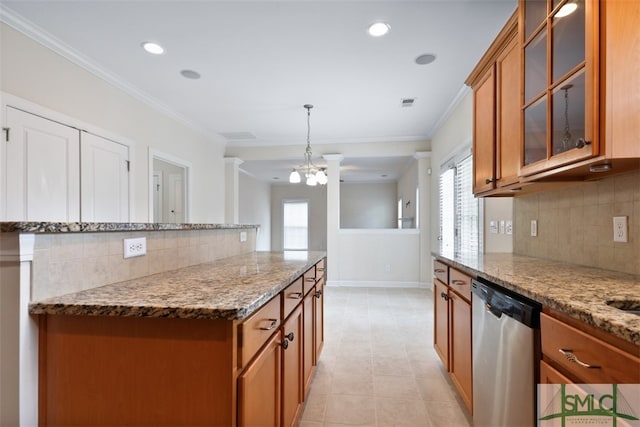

left=530, top=220, right=538, bottom=237
left=240, top=231, right=247, bottom=242
left=499, top=220, right=505, bottom=234
left=489, top=220, right=498, bottom=234
left=613, top=216, right=628, bottom=242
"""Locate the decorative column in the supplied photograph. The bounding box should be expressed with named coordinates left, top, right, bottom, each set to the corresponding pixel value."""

left=224, top=158, right=244, bottom=224
left=322, top=154, right=343, bottom=284
left=414, top=151, right=432, bottom=284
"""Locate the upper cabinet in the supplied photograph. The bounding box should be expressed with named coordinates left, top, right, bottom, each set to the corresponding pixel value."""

left=467, top=11, right=520, bottom=195
left=519, top=0, right=639, bottom=179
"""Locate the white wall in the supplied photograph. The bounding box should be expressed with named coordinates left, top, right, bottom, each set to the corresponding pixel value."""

left=270, top=184, right=327, bottom=251
left=340, top=182, right=397, bottom=229
left=239, top=172, right=272, bottom=251
left=397, top=160, right=419, bottom=228
left=0, top=23, right=226, bottom=223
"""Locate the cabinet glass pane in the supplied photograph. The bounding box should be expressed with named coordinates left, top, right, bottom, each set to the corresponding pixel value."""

left=552, top=70, right=585, bottom=155
left=524, top=96, right=548, bottom=165
left=525, top=0, right=547, bottom=39
left=552, top=0, right=585, bottom=82
left=525, top=28, right=547, bottom=103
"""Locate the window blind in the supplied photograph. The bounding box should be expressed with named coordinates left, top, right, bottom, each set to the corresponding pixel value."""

left=283, top=201, right=309, bottom=250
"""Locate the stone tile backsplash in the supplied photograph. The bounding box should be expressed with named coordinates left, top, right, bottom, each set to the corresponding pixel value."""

left=31, top=228, right=257, bottom=300
left=514, top=169, right=640, bottom=275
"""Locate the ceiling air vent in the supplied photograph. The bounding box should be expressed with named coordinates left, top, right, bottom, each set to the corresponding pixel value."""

left=401, top=98, right=415, bottom=107
left=219, top=132, right=257, bottom=141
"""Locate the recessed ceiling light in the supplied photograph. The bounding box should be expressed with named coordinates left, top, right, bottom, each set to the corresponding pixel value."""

left=368, top=22, right=390, bottom=37
left=141, top=41, right=164, bottom=55
left=555, top=2, right=578, bottom=18
left=180, top=69, right=201, bottom=79
left=415, top=53, right=437, bottom=65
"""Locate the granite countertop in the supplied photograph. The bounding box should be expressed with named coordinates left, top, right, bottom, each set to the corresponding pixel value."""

left=433, top=251, right=640, bottom=347
left=0, top=221, right=258, bottom=233
left=29, top=251, right=326, bottom=321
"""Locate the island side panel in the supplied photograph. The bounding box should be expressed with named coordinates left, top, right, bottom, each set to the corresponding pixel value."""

left=38, top=314, right=237, bottom=426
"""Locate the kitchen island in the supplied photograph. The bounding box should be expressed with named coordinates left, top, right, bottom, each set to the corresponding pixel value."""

left=30, top=250, right=326, bottom=426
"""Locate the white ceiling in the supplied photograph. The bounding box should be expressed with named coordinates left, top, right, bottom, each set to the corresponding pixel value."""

left=0, top=0, right=517, bottom=182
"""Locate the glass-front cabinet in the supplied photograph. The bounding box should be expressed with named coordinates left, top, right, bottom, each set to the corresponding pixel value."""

left=520, top=0, right=599, bottom=176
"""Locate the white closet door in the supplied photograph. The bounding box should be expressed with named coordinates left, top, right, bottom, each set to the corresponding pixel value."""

left=4, top=107, right=80, bottom=221
left=80, top=132, right=129, bottom=222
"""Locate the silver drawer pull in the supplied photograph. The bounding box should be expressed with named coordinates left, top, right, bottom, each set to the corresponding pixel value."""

left=559, top=349, right=600, bottom=369
left=434, top=268, right=446, bottom=273
left=289, top=292, right=303, bottom=299
left=452, top=280, right=467, bottom=286
left=305, top=277, right=315, bottom=282
left=260, top=319, right=278, bottom=331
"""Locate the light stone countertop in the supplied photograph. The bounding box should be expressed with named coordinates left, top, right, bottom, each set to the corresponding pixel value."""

left=29, top=251, right=326, bottom=321
left=0, top=221, right=258, bottom=233
left=434, top=251, right=640, bottom=347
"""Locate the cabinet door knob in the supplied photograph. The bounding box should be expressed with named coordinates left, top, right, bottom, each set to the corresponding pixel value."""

left=315, top=290, right=323, bottom=299
left=575, top=138, right=591, bottom=149
left=281, top=339, right=289, bottom=350
left=485, top=178, right=497, bottom=184
left=559, top=348, right=600, bottom=368
left=285, top=332, right=295, bottom=341
left=440, top=292, right=449, bottom=301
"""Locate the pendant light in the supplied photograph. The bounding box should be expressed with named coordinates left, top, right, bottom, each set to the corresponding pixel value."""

left=289, top=104, right=327, bottom=186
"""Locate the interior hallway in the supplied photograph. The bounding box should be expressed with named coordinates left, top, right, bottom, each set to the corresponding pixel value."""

left=299, top=286, right=472, bottom=426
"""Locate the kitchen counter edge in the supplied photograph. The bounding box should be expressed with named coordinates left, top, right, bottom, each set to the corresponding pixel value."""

left=0, top=221, right=259, bottom=234
left=433, top=252, right=640, bottom=347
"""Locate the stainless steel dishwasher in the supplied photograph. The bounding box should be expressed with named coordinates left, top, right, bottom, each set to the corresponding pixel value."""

left=472, top=278, right=541, bottom=427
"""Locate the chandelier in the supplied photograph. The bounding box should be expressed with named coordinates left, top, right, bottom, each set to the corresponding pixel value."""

left=289, top=104, right=327, bottom=186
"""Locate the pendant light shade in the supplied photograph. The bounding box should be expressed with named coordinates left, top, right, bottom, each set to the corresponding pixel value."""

left=289, top=169, right=301, bottom=183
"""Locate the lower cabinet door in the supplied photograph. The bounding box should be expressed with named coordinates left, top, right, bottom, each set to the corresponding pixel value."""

left=449, top=291, right=472, bottom=413
left=303, top=288, right=315, bottom=399
left=433, top=279, right=449, bottom=369
left=282, top=305, right=303, bottom=427
left=313, top=279, right=325, bottom=363
left=238, top=332, right=282, bottom=427
left=540, top=359, right=573, bottom=384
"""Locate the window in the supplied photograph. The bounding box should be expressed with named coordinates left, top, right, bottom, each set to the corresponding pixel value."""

left=439, top=150, right=480, bottom=255
left=283, top=200, right=309, bottom=250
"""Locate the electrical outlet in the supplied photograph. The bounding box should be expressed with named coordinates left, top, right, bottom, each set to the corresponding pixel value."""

left=530, top=220, right=538, bottom=237
left=240, top=231, right=247, bottom=242
left=123, top=237, right=146, bottom=258
left=505, top=220, right=513, bottom=235
left=613, top=216, right=628, bottom=243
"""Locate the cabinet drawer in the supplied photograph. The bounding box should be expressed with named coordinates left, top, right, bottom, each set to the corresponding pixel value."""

left=433, top=260, right=448, bottom=284
left=282, top=277, right=304, bottom=321
left=315, top=259, right=326, bottom=280
left=239, top=296, right=281, bottom=368
left=449, top=268, right=471, bottom=301
left=303, top=267, right=316, bottom=295
left=541, top=313, right=640, bottom=384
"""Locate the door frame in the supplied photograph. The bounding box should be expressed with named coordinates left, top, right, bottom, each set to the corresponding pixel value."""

left=148, top=148, right=192, bottom=223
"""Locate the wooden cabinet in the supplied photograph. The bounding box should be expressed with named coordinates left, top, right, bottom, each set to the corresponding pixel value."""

left=37, top=257, right=326, bottom=427
left=238, top=332, right=282, bottom=427
left=519, top=0, right=640, bottom=180
left=467, top=11, right=521, bottom=196
left=433, top=278, right=450, bottom=369
left=540, top=310, right=640, bottom=384
left=432, top=261, right=473, bottom=413
left=281, top=305, right=303, bottom=427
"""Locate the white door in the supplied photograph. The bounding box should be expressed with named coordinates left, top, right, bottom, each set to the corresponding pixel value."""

left=4, top=107, right=80, bottom=221
left=153, top=171, right=163, bottom=222
left=168, top=172, right=184, bottom=223
left=80, top=132, right=129, bottom=222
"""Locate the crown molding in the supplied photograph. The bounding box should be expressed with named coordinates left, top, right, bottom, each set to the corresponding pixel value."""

left=0, top=5, right=211, bottom=138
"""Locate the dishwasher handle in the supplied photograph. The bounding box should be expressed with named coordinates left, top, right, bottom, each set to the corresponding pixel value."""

left=485, top=302, right=503, bottom=319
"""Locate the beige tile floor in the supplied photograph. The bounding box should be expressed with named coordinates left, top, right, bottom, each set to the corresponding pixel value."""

left=299, top=286, right=472, bottom=427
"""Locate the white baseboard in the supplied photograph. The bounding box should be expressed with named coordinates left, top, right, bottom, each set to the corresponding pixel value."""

left=326, top=280, right=432, bottom=290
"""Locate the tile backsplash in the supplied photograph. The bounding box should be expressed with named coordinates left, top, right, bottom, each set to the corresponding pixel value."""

left=31, top=228, right=257, bottom=300
left=514, top=169, right=640, bottom=275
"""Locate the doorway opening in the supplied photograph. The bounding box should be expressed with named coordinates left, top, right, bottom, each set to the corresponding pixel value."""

left=149, top=149, right=191, bottom=223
